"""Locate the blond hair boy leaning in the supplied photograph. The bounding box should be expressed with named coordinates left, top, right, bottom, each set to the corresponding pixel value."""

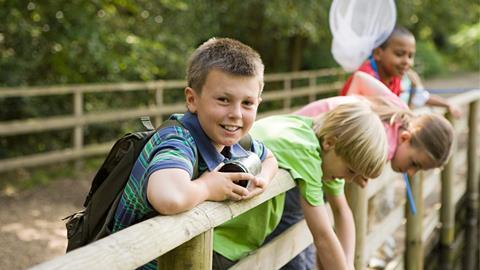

left=111, top=38, right=278, bottom=270
left=213, top=101, right=388, bottom=270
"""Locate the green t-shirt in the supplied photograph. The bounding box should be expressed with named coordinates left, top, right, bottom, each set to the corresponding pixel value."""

left=213, top=115, right=344, bottom=260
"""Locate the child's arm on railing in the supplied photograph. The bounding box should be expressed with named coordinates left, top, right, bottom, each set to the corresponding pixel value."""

left=347, top=71, right=407, bottom=109
left=407, top=69, right=461, bottom=117
left=147, top=168, right=254, bottom=214
left=300, top=196, right=349, bottom=270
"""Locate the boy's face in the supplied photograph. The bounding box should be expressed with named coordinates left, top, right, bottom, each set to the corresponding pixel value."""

left=374, top=34, right=416, bottom=78
left=185, top=69, right=262, bottom=152
left=391, top=131, right=436, bottom=176
left=321, top=137, right=364, bottom=186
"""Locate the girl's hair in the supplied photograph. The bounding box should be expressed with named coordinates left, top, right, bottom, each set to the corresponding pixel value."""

left=362, top=96, right=454, bottom=167
left=187, top=37, right=264, bottom=93
left=313, top=102, right=388, bottom=179
left=409, top=114, right=454, bottom=167
left=360, top=95, right=412, bottom=125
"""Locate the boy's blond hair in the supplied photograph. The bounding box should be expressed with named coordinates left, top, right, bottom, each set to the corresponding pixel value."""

left=313, top=101, right=388, bottom=179
left=187, top=37, right=264, bottom=93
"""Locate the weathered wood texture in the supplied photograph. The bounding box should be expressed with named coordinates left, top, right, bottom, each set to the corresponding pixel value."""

left=0, top=69, right=343, bottom=172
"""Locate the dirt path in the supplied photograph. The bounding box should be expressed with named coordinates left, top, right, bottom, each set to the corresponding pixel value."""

left=0, top=176, right=91, bottom=270
left=0, top=72, right=478, bottom=270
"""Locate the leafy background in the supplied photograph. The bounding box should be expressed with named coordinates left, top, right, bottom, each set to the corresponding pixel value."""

left=0, top=0, right=478, bottom=182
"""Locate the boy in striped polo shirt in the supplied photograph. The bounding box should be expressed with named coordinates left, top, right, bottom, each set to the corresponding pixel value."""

left=112, top=38, right=278, bottom=270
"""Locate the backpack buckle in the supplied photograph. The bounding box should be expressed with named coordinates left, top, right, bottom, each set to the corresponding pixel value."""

left=140, top=116, right=155, bottom=131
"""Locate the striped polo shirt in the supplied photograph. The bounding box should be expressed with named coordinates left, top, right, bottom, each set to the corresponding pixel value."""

left=112, top=111, right=266, bottom=270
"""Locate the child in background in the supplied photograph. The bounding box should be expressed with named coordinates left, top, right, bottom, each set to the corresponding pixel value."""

left=327, top=71, right=454, bottom=176
left=340, top=26, right=461, bottom=117
left=112, top=38, right=278, bottom=270
left=213, top=102, right=388, bottom=270
left=283, top=74, right=454, bottom=269
left=297, top=93, right=454, bottom=181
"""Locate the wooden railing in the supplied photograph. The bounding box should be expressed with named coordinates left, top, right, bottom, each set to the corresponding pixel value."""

left=26, top=80, right=479, bottom=269
left=346, top=91, right=480, bottom=270
left=0, top=68, right=344, bottom=173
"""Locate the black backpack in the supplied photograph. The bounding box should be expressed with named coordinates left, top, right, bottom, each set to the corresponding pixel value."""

left=64, top=118, right=252, bottom=252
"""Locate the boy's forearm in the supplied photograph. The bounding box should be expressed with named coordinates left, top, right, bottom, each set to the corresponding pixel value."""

left=313, top=234, right=349, bottom=269
left=426, top=95, right=451, bottom=109
left=316, top=254, right=325, bottom=270
left=349, top=71, right=390, bottom=96
left=333, top=207, right=356, bottom=266
left=328, top=194, right=356, bottom=266
left=148, top=169, right=210, bottom=215
left=158, top=181, right=210, bottom=215
left=301, top=198, right=349, bottom=269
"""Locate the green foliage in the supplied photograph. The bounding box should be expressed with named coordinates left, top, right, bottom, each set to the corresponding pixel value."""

left=1, top=0, right=479, bottom=181
left=0, top=0, right=193, bottom=86
left=1, top=0, right=477, bottom=86
left=414, top=41, right=445, bottom=78
left=396, top=0, right=480, bottom=73
left=448, top=23, right=480, bottom=70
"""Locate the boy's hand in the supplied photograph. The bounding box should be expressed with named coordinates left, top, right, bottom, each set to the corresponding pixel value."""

left=242, top=176, right=268, bottom=199
left=199, top=165, right=255, bottom=201
left=448, top=104, right=462, bottom=118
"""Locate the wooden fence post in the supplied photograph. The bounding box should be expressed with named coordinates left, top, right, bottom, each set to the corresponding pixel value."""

left=345, top=182, right=368, bottom=269
left=73, top=90, right=84, bottom=173
left=439, top=113, right=456, bottom=270
left=154, top=86, right=164, bottom=128
left=405, top=172, right=424, bottom=270
left=464, top=100, right=479, bottom=270
left=309, top=75, right=316, bottom=103
left=283, top=78, right=291, bottom=110
left=157, top=229, right=213, bottom=270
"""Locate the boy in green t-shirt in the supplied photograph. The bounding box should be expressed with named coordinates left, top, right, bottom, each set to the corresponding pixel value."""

left=213, top=101, right=388, bottom=270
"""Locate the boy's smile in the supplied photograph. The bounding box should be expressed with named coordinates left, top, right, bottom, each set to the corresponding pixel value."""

left=374, top=34, right=416, bottom=80
left=185, top=69, right=262, bottom=152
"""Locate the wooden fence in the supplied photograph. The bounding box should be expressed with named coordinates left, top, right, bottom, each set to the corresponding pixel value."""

left=0, top=68, right=344, bottom=173
left=3, top=70, right=478, bottom=269
left=28, top=89, right=479, bottom=269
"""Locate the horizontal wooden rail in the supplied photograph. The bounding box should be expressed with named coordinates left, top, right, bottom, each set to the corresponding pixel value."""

left=0, top=68, right=342, bottom=98
left=31, top=170, right=295, bottom=270
left=0, top=142, right=112, bottom=173
left=0, top=80, right=185, bottom=97
left=0, top=85, right=342, bottom=136
left=8, top=77, right=480, bottom=269
left=262, top=68, right=343, bottom=81
left=0, top=68, right=345, bottom=173
left=0, top=105, right=186, bottom=136
left=261, top=82, right=343, bottom=100
left=231, top=220, right=313, bottom=270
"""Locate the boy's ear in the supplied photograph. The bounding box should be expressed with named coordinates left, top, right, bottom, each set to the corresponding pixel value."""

left=321, top=136, right=337, bottom=152
left=184, top=87, right=198, bottom=113
left=373, top=47, right=382, bottom=61
left=399, top=130, right=411, bottom=144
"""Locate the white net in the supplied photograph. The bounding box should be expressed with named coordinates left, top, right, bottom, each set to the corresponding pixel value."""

left=329, top=0, right=397, bottom=72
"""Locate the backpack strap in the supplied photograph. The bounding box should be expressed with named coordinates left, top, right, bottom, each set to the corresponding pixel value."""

left=140, top=116, right=155, bottom=131
left=238, top=134, right=253, bottom=151
left=155, top=118, right=200, bottom=179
